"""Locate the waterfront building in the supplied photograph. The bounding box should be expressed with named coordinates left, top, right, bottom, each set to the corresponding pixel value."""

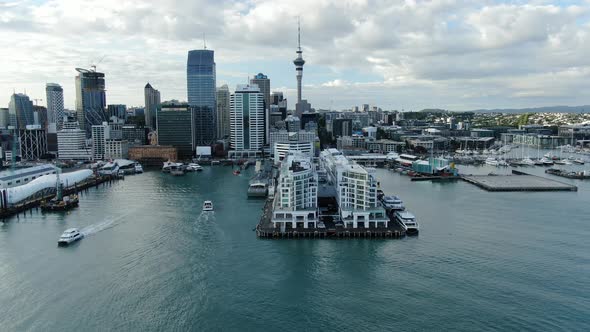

left=320, top=148, right=388, bottom=228
left=105, top=139, right=129, bottom=159
left=216, top=85, right=230, bottom=139
left=129, top=145, right=178, bottom=165
left=57, top=122, right=91, bottom=160
left=187, top=49, right=216, bottom=144
left=271, top=153, right=318, bottom=230
left=122, top=125, right=148, bottom=146
left=107, top=104, right=127, bottom=121
left=8, top=93, right=34, bottom=129
left=144, top=83, right=160, bottom=130
left=46, top=83, right=64, bottom=133
left=75, top=68, right=107, bottom=137
left=0, top=164, right=58, bottom=189
left=512, top=134, right=568, bottom=148
left=558, top=124, right=590, bottom=143
left=91, top=122, right=110, bottom=160
left=157, top=102, right=194, bottom=160
left=229, top=84, right=265, bottom=158
left=19, top=126, right=48, bottom=160
left=269, top=128, right=316, bottom=163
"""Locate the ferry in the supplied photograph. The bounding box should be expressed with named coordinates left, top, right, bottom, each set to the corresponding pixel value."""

left=247, top=182, right=268, bottom=197
left=98, top=162, right=120, bottom=176
left=58, top=228, right=83, bottom=246
left=162, top=161, right=183, bottom=173
left=381, top=195, right=405, bottom=211
left=203, top=200, right=214, bottom=211
left=394, top=211, right=419, bottom=235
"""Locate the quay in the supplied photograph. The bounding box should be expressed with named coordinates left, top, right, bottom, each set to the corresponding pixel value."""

left=545, top=168, right=590, bottom=180
left=462, top=170, right=578, bottom=192
left=256, top=196, right=406, bottom=240
left=0, top=175, right=122, bottom=220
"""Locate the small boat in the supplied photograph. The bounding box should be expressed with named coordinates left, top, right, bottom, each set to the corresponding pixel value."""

left=203, top=200, right=214, bottom=211
left=58, top=228, right=83, bottom=246
left=540, top=157, right=554, bottom=166
left=188, top=163, right=203, bottom=172
left=485, top=157, right=499, bottom=166
left=170, top=165, right=186, bottom=176
left=394, top=211, right=419, bottom=235
left=162, top=161, right=183, bottom=173
left=233, top=170, right=241, bottom=175
left=41, top=194, right=79, bottom=211
left=134, top=163, right=143, bottom=173
left=573, top=159, right=585, bottom=165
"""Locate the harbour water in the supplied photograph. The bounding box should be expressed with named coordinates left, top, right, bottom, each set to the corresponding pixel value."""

left=1, top=165, right=589, bottom=331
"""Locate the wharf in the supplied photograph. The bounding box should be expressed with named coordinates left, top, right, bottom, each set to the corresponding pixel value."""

left=0, top=175, right=121, bottom=220
left=462, top=170, right=577, bottom=192
left=545, top=168, right=590, bottom=180
left=410, top=175, right=461, bottom=182
left=256, top=199, right=406, bottom=239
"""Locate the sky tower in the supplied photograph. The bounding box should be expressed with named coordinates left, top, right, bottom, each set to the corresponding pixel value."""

left=293, top=18, right=305, bottom=104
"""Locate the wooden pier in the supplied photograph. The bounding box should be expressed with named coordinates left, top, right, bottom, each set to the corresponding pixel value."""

left=461, top=170, right=578, bottom=192
left=256, top=199, right=406, bottom=239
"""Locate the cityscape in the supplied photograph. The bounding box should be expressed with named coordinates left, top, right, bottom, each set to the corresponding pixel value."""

left=1, top=1, right=590, bottom=331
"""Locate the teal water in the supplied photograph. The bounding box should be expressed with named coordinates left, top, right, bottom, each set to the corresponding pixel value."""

left=0, top=165, right=589, bottom=331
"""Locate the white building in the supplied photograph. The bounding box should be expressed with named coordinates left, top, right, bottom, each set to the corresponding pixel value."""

left=57, top=122, right=91, bottom=160
left=273, top=141, right=314, bottom=164
left=0, top=164, right=58, bottom=189
left=92, top=122, right=110, bottom=160
left=320, top=148, right=388, bottom=228
left=105, top=139, right=129, bottom=159
left=229, top=84, right=265, bottom=158
left=46, top=83, right=64, bottom=133
left=271, top=153, right=318, bottom=230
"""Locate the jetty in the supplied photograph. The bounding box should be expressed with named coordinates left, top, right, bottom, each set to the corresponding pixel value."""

left=462, top=170, right=577, bottom=192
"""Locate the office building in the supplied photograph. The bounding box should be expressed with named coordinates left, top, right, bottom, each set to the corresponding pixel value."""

left=250, top=73, right=271, bottom=144
left=271, top=153, right=318, bottom=230
left=216, top=85, right=230, bottom=139
left=331, top=118, right=354, bottom=137
left=57, top=122, right=91, bottom=160
left=187, top=49, right=216, bottom=144
left=0, top=108, right=8, bottom=128
left=271, top=92, right=284, bottom=105
left=46, top=83, right=64, bottom=133
left=320, top=149, right=388, bottom=228
left=229, top=84, right=264, bottom=158
left=92, top=122, right=110, bottom=160
left=75, top=68, right=107, bottom=137
left=19, top=126, right=48, bottom=160
left=144, top=83, right=160, bottom=130
left=105, top=139, right=129, bottom=159
left=8, top=93, right=34, bottom=129
left=122, top=125, right=148, bottom=146
left=157, top=102, right=194, bottom=159
left=107, top=104, right=127, bottom=121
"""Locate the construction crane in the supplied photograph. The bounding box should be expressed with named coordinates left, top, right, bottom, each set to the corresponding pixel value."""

left=90, top=55, right=106, bottom=72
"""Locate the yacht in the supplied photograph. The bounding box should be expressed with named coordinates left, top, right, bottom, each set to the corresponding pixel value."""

left=521, top=157, right=536, bottom=166
left=394, top=211, right=419, bottom=235
left=187, top=163, right=203, bottom=172
left=573, top=158, right=585, bottom=165
left=485, top=157, right=500, bottom=166
left=381, top=195, right=405, bottom=211
left=540, top=157, right=554, bottom=166
left=162, top=161, right=183, bottom=173
left=58, top=228, right=83, bottom=246
left=134, top=163, right=144, bottom=173
left=203, top=200, right=214, bottom=211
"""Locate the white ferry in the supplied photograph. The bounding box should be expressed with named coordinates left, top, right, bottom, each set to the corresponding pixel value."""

left=203, top=200, right=214, bottom=211
left=58, top=228, right=83, bottom=246
left=381, top=195, right=405, bottom=211
left=394, top=211, right=419, bottom=235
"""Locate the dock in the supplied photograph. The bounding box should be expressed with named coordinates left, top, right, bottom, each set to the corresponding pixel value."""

left=462, top=170, right=578, bottom=192
left=255, top=199, right=406, bottom=239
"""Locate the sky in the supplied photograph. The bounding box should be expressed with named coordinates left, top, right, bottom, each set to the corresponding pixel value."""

left=1, top=0, right=590, bottom=111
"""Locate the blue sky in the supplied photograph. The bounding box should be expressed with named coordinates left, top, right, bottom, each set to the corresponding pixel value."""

left=1, top=0, right=590, bottom=111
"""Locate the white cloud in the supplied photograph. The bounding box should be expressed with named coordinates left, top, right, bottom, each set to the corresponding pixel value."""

left=1, top=0, right=590, bottom=110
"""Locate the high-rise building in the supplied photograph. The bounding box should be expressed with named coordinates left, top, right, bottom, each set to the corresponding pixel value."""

left=229, top=84, right=264, bottom=158
left=250, top=73, right=271, bottom=144
left=187, top=49, right=216, bottom=144
left=216, top=85, right=230, bottom=139
left=157, top=102, right=194, bottom=159
left=271, top=91, right=284, bottom=105
left=0, top=108, right=8, bottom=128
left=57, top=122, right=91, bottom=160
left=107, top=104, right=127, bottom=121
left=144, top=83, right=160, bottom=130
left=332, top=118, right=353, bottom=137
left=46, top=83, right=64, bottom=133
left=8, top=93, right=34, bottom=129
left=92, top=122, right=110, bottom=160
left=75, top=68, right=107, bottom=137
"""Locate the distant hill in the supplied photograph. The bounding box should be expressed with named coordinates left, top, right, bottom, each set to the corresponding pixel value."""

left=468, top=105, right=590, bottom=114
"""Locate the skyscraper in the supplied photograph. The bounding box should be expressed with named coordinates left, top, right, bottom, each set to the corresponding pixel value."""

left=157, top=101, right=194, bottom=160
left=144, top=83, right=160, bottom=130
left=229, top=84, right=264, bottom=158
left=250, top=73, right=271, bottom=144
left=75, top=68, right=107, bottom=137
left=8, top=93, right=34, bottom=129
left=216, top=85, right=230, bottom=139
left=293, top=19, right=305, bottom=104
left=187, top=49, right=216, bottom=145
left=46, top=83, right=64, bottom=133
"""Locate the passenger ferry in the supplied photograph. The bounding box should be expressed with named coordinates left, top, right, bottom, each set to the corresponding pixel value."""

left=58, top=228, right=83, bottom=246
left=381, top=195, right=405, bottom=211
left=203, top=200, right=214, bottom=211
left=394, top=211, right=419, bottom=235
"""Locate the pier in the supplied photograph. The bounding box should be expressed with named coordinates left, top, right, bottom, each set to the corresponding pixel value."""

left=462, top=170, right=578, bottom=192
left=256, top=199, right=406, bottom=239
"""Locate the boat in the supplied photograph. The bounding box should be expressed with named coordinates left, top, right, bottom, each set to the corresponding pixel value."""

left=540, top=157, right=554, bottom=166
left=187, top=163, right=203, bottom=172
left=134, top=163, right=143, bottom=173
left=485, top=157, right=499, bottom=166
left=170, top=164, right=186, bottom=176
left=41, top=171, right=79, bottom=212
left=233, top=169, right=241, bottom=175
left=162, top=161, right=183, bottom=173
left=203, top=200, right=214, bottom=211
left=554, top=160, right=567, bottom=165
left=521, top=157, right=536, bottom=166
left=381, top=195, right=405, bottom=211
left=247, top=182, right=268, bottom=197
left=98, top=162, right=120, bottom=176
left=58, top=228, right=83, bottom=246
left=573, top=159, right=585, bottom=165
left=394, top=211, right=419, bottom=235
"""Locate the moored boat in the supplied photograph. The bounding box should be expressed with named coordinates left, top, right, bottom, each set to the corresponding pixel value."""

left=394, top=211, right=419, bottom=235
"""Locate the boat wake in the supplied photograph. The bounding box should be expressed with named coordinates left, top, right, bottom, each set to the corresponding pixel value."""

left=197, top=211, right=215, bottom=223
left=80, top=211, right=133, bottom=236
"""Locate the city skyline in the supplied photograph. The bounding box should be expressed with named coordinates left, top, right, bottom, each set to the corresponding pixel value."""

left=1, top=1, right=590, bottom=111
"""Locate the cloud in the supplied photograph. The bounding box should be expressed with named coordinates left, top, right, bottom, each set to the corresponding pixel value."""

left=1, top=0, right=589, bottom=111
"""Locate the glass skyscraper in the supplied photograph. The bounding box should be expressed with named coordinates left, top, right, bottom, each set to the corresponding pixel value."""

left=75, top=68, right=107, bottom=138
left=8, top=93, right=34, bottom=129
left=187, top=50, right=216, bottom=145
left=46, top=83, right=64, bottom=133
